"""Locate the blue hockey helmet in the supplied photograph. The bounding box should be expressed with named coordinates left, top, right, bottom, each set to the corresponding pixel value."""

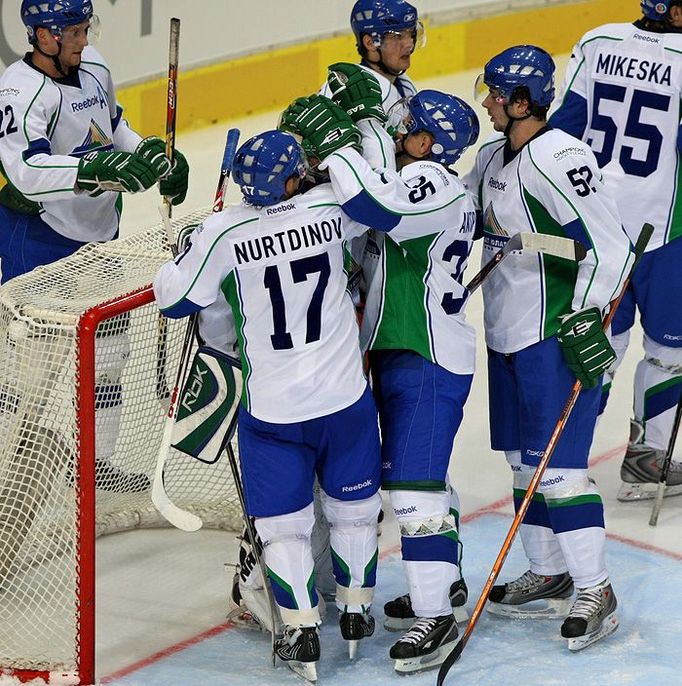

left=21, top=0, right=95, bottom=43
left=232, top=130, right=307, bottom=207
left=476, top=45, right=556, bottom=108
left=350, top=0, right=425, bottom=49
left=641, top=0, right=675, bottom=19
left=401, top=90, right=480, bottom=166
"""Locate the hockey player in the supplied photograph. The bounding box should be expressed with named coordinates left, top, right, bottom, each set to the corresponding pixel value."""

left=550, top=0, right=682, bottom=501
left=0, top=0, right=189, bottom=283
left=154, top=127, right=384, bottom=681
left=280, top=81, right=479, bottom=673
left=464, top=45, right=633, bottom=650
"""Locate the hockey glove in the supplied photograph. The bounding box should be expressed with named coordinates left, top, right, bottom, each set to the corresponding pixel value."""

left=556, top=307, right=616, bottom=388
left=279, top=94, right=362, bottom=160
left=76, top=151, right=159, bottom=197
left=327, top=62, right=387, bottom=124
left=136, top=136, right=173, bottom=177
left=159, top=148, right=189, bottom=206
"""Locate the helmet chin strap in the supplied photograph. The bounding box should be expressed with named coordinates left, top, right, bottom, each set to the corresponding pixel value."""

left=502, top=103, right=532, bottom=137
left=34, top=36, right=68, bottom=76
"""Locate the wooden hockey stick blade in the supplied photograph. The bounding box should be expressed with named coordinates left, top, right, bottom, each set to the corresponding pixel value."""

left=436, top=637, right=465, bottom=685
left=518, top=233, right=587, bottom=262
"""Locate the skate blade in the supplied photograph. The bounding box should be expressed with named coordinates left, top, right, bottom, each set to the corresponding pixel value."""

left=617, top=482, right=682, bottom=502
left=286, top=660, right=318, bottom=683
left=567, top=611, right=619, bottom=651
left=393, top=641, right=457, bottom=674
left=348, top=639, right=359, bottom=660
left=487, top=597, right=572, bottom=620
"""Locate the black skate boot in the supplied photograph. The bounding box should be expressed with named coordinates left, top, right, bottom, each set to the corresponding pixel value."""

left=383, top=578, right=468, bottom=631
left=389, top=614, right=458, bottom=674
left=618, top=420, right=682, bottom=501
left=274, top=624, right=320, bottom=682
left=488, top=570, right=574, bottom=619
left=561, top=580, right=618, bottom=651
left=339, top=611, right=375, bottom=659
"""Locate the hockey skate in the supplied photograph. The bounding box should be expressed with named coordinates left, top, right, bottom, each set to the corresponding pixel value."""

left=274, top=624, right=320, bottom=683
left=383, top=578, right=469, bottom=631
left=561, top=580, right=618, bottom=651
left=339, top=611, right=375, bottom=659
left=487, top=570, right=574, bottom=619
left=618, top=421, right=682, bottom=501
left=389, top=614, right=458, bottom=674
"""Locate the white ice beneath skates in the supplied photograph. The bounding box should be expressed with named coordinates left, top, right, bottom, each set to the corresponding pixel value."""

left=487, top=570, right=574, bottom=619
left=561, top=580, right=618, bottom=651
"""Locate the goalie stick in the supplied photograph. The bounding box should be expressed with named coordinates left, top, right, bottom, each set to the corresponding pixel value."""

left=437, top=224, right=654, bottom=685
left=465, top=232, right=588, bottom=294
left=151, top=127, right=241, bottom=532
left=649, top=393, right=682, bottom=526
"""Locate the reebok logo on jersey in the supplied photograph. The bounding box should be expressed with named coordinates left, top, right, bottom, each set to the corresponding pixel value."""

left=526, top=449, right=545, bottom=457
left=265, top=202, right=296, bottom=216
left=488, top=177, right=507, bottom=192
left=394, top=505, right=418, bottom=516
left=341, top=479, right=373, bottom=493
left=71, top=91, right=107, bottom=113
left=596, top=52, right=672, bottom=86
left=664, top=334, right=682, bottom=341
left=633, top=33, right=660, bottom=44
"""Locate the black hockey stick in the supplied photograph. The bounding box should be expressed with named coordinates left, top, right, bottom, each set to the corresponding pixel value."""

left=437, top=224, right=653, bottom=685
left=649, top=392, right=682, bottom=526
left=465, top=232, right=588, bottom=294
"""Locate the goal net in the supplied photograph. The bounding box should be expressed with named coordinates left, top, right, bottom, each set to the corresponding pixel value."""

left=0, top=209, right=243, bottom=685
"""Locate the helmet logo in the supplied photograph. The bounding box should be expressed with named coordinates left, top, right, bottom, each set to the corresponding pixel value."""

left=655, top=2, right=667, bottom=13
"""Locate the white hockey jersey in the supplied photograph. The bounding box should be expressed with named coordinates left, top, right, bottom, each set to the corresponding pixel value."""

left=463, top=128, right=632, bottom=354
left=0, top=47, right=142, bottom=242
left=154, top=185, right=370, bottom=424
left=551, top=22, right=682, bottom=251
left=323, top=143, right=477, bottom=375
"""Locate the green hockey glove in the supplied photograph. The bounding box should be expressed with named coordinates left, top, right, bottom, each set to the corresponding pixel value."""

left=76, top=151, right=159, bottom=197
left=556, top=307, right=616, bottom=388
left=136, top=136, right=173, bottom=177
left=159, top=148, right=189, bottom=206
left=327, top=62, right=387, bottom=124
left=279, top=94, right=362, bottom=160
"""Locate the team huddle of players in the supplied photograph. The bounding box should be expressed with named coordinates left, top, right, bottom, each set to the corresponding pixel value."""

left=2, top=0, right=682, bottom=681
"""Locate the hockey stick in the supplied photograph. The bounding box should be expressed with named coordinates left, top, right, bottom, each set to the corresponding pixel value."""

left=151, top=128, right=241, bottom=532
left=649, top=392, right=682, bottom=526
left=466, top=233, right=588, bottom=294
left=156, top=17, right=182, bottom=402
left=437, top=223, right=654, bottom=685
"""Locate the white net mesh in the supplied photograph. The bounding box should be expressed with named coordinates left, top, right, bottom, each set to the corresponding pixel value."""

left=0, top=209, right=243, bottom=677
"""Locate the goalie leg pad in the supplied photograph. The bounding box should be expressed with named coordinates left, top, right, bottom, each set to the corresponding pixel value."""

left=254, top=503, right=321, bottom=627
left=391, top=489, right=459, bottom=618
left=320, top=490, right=380, bottom=612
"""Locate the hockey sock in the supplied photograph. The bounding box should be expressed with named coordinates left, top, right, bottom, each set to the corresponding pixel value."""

left=540, top=468, right=608, bottom=589
left=633, top=335, right=682, bottom=450
left=508, top=452, right=567, bottom=575
left=390, top=489, right=459, bottom=618
left=320, top=490, right=381, bottom=613
left=254, top=503, right=321, bottom=626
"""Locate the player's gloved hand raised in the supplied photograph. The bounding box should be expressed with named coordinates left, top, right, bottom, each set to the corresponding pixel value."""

left=327, top=62, right=387, bottom=124
left=556, top=307, right=616, bottom=388
left=279, top=94, right=362, bottom=160
left=76, top=151, right=159, bottom=197
left=136, top=136, right=173, bottom=177
left=159, top=149, right=189, bottom=206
